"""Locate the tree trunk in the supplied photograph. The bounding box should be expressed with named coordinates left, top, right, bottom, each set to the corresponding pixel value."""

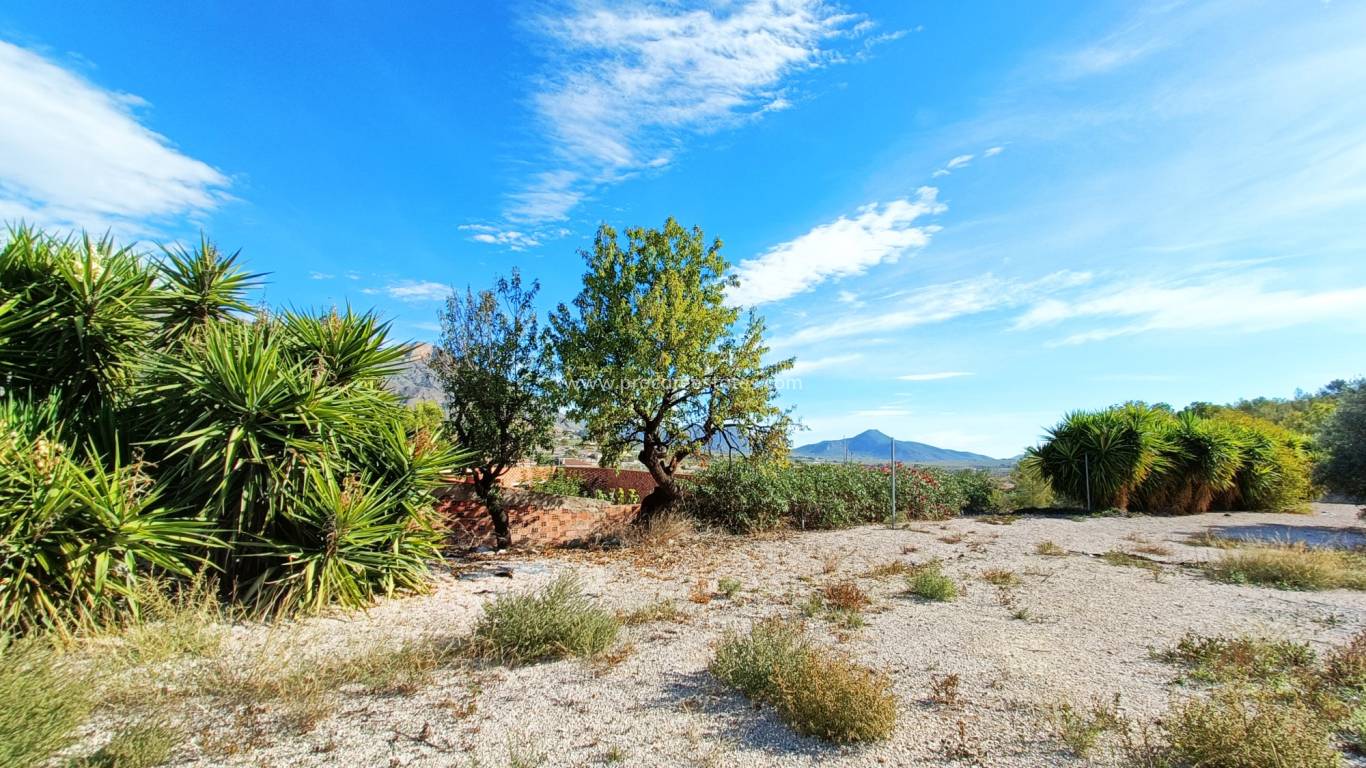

left=473, top=470, right=511, bottom=549
left=638, top=443, right=680, bottom=521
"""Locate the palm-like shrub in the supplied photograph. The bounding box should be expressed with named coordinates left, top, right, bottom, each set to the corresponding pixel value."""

left=0, top=398, right=214, bottom=632
left=0, top=226, right=464, bottom=631
left=0, top=228, right=159, bottom=428
left=1027, top=403, right=1312, bottom=513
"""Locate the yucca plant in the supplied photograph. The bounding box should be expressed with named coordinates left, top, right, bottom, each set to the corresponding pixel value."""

left=1137, top=412, right=1246, bottom=514
left=259, top=465, right=443, bottom=612
left=0, top=227, right=158, bottom=427
left=1026, top=404, right=1172, bottom=510
left=155, top=237, right=262, bottom=343
left=0, top=397, right=215, bottom=634
left=1029, top=403, right=1312, bottom=513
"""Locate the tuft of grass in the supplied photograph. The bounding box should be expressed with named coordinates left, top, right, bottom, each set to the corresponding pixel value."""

left=1205, top=544, right=1366, bottom=591
left=94, top=576, right=225, bottom=666
left=1034, top=540, right=1066, bottom=557
left=1101, top=549, right=1163, bottom=575
left=716, top=578, right=742, bottom=599
left=195, top=637, right=458, bottom=733
left=1155, top=687, right=1341, bottom=768
left=938, top=533, right=965, bottom=544
left=618, top=509, right=695, bottom=549
left=1048, top=695, right=1123, bottom=757
left=69, top=720, right=180, bottom=768
left=471, top=575, right=619, bottom=665
left=862, top=560, right=915, bottom=579
left=0, top=638, right=94, bottom=768
left=618, top=599, right=684, bottom=626
left=819, top=551, right=843, bottom=575
left=906, top=561, right=958, bottom=602
left=710, top=619, right=896, bottom=743
left=980, top=568, right=1020, bottom=587
left=1160, top=633, right=1317, bottom=687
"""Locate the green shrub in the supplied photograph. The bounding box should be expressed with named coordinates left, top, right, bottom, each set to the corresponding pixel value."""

left=1161, top=633, right=1317, bottom=686
left=1158, top=687, right=1340, bottom=768
left=906, top=561, right=958, bottom=601
left=1003, top=460, right=1054, bottom=509
left=710, top=619, right=896, bottom=743
left=710, top=618, right=810, bottom=702
left=0, top=638, right=93, bottom=768
left=527, top=470, right=587, bottom=497
left=952, top=468, right=1006, bottom=513
left=682, top=460, right=966, bottom=533
left=471, top=575, right=620, bottom=665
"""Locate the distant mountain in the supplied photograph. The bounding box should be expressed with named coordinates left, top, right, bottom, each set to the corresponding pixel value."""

left=793, top=429, right=1011, bottom=467
left=388, top=343, right=443, bottom=405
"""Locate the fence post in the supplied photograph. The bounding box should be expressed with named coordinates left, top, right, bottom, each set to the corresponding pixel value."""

left=889, top=436, right=897, bottom=525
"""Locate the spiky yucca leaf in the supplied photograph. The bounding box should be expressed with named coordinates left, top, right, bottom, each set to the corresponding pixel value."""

left=156, top=236, right=263, bottom=342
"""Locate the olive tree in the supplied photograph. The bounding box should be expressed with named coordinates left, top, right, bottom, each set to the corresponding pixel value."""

left=550, top=218, right=793, bottom=517
left=435, top=271, right=558, bottom=548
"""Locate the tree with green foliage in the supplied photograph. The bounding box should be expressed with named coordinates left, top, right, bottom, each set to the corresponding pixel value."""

left=550, top=218, right=793, bottom=517
left=1315, top=379, right=1366, bottom=501
left=434, top=271, right=558, bottom=548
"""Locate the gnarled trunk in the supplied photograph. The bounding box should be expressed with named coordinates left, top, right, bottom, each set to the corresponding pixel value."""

left=473, top=469, right=511, bottom=549
left=638, top=441, right=681, bottom=520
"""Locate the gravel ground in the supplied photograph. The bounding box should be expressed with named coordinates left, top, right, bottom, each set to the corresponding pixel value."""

left=137, top=503, right=1365, bottom=767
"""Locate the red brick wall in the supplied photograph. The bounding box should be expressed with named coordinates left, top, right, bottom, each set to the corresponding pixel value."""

left=496, top=465, right=672, bottom=496
left=437, top=484, right=639, bottom=549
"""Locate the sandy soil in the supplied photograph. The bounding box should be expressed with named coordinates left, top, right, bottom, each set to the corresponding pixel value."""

left=127, top=504, right=1366, bottom=767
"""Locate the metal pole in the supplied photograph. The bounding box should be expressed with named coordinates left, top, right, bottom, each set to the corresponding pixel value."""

left=890, top=435, right=897, bottom=524
left=1084, top=453, right=1092, bottom=512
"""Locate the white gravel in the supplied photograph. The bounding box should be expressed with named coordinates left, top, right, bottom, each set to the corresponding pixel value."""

left=138, top=503, right=1366, bottom=767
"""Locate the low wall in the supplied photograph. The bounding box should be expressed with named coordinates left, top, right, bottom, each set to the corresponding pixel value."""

left=437, top=484, right=639, bottom=549
left=499, top=465, right=668, bottom=497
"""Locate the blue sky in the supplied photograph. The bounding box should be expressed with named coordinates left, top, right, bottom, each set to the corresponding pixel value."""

left=2, top=0, right=1364, bottom=458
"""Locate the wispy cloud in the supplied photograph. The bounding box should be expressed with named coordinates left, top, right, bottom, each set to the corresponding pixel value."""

left=503, top=0, right=877, bottom=225
left=945, top=154, right=973, bottom=170
left=731, top=187, right=945, bottom=305
left=309, top=271, right=335, bottom=280
left=983, top=145, right=1004, bottom=157
left=378, top=280, right=451, bottom=302
left=0, top=40, right=230, bottom=235
left=776, top=270, right=1091, bottom=347
left=458, top=223, right=543, bottom=250
left=1013, top=268, right=1366, bottom=345
left=852, top=407, right=912, bottom=419
left=897, top=371, right=973, bottom=381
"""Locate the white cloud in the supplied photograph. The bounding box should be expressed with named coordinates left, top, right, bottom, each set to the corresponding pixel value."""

left=459, top=223, right=542, bottom=250
left=788, top=353, right=862, bottom=376
left=931, top=168, right=950, bottom=177
left=1013, top=268, right=1366, bottom=345
left=509, top=1, right=873, bottom=223
left=383, top=280, right=451, bottom=302
left=309, top=271, right=334, bottom=280
left=983, top=146, right=1004, bottom=157
left=731, top=187, right=945, bottom=305
left=945, top=153, right=974, bottom=169
left=0, top=41, right=229, bottom=234
left=897, top=371, right=973, bottom=381
left=776, top=269, right=1091, bottom=347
